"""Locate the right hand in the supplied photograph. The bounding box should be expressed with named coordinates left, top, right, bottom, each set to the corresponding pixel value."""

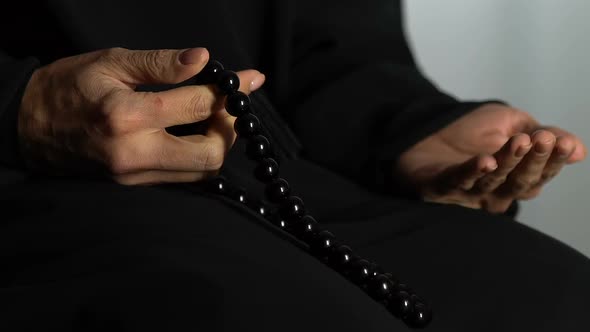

left=395, top=104, right=586, bottom=213
left=18, top=47, right=265, bottom=185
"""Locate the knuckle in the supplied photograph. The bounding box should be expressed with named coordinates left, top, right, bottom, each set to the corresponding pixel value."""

left=105, top=144, right=134, bottom=175
left=512, top=176, right=537, bottom=192
left=97, top=97, right=127, bottom=135
left=100, top=47, right=127, bottom=62
left=97, top=92, right=144, bottom=136
left=142, top=49, right=168, bottom=77
left=186, top=92, right=210, bottom=120
left=200, top=142, right=224, bottom=170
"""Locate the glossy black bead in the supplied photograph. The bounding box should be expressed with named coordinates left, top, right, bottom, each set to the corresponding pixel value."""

left=309, top=230, right=336, bottom=258
left=368, top=262, right=384, bottom=278
left=292, top=214, right=319, bottom=242
left=348, top=259, right=374, bottom=286
left=388, top=290, right=414, bottom=319
left=368, top=274, right=394, bottom=301
left=225, top=91, right=251, bottom=117
left=384, top=272, right=395, bottom=281
left=410, top=294, right=425, bottom=303
left=193, top=60, right=224, bottom=84
left=208, top=176, right=228, bottom=195
left=248, top=200, right=268, bottom=217
left=269, top=213, right=291, bottom=231
left=407, top=302, right=433, bottom=328
left=216, top=70, right=240, bottom=95
left=265, top=178, right=291, bottom=203
left=383, top=272, right=399, bottom=288
left=329, top=245, right=354, bottom=271
left=394, top=282, right=411, bottom=293
left=255, top=158, right=280, bottom=183
left=246, top=135, right=271, bottom=160
left=234, top=113, right=261, bottom=138
left=233, top=188, right=248, bottom=205
left=279, top=196, right=306, bottom=221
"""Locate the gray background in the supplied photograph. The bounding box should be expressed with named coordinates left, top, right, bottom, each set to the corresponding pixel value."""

left=405, top=0, right=590, bottom=256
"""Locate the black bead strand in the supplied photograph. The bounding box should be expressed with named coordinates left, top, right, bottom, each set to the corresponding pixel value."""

left=197, top=59, right=432, bottom=329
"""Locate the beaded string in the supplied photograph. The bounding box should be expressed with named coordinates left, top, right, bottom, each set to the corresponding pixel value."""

left=194, top=60, right=433, bottom=329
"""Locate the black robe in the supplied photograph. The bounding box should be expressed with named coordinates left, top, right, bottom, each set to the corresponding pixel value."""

left=1, top=1, right=589, bottom=331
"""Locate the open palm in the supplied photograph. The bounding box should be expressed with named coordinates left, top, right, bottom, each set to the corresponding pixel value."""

left=395, top=103, right=587, bottom=213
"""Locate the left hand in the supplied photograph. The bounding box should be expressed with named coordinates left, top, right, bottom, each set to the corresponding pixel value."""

left=395, top=103, right=587, bottom=214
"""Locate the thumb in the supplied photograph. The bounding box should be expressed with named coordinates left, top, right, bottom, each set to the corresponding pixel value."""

left=541, top=126, right=587, bottom=163
left=101, top=47, right=209, bottom=85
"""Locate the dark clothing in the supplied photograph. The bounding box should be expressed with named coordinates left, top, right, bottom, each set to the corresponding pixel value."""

left=0, top=1, right=588, bottom=331
left=0, top=0, right=494, bottom=186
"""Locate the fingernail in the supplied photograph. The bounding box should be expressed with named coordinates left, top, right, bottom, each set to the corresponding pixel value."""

left=558, top=147, right=573, bottom=159
left=534, top=141, right=552, bottom=155
left=515, top=144, right=531, bottom=158
left=179, top=48, right=207, bottom=65
left=250, top=73, right=265, bottom=91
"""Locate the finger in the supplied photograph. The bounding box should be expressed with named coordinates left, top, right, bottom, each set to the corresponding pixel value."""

left=179, top=110, right=237, bottom=152
left=541, top=126, right=587, bottom=163
left=482, top=198, right=516, bottom=215
left=100, top=47, right=210, bottom=85
left=113, top=169, right=215, bottom=186
left=436, top=154, right=497, bottom=193
left=106, top=131, right=228, bottom=173
left=517, top=185, right=544, bottom=201
left=137, top=84, right=221, bottom=128
left=236, top=69, right=266, bottom=94
left=205, top=110, right=238, bottom=152
left=496, top=130, right=556, bottom=197
left=518, top=135, right=576, bottom=199
left=146, top=69, right=262, bottom=127
left=539, top=135, right=575, bottom=184
left=473, top=134, right=532, bottom=193
left=106, top=70, right=265, bottom=131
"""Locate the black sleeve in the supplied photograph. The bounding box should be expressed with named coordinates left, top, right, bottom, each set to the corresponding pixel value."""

left=283, top=0, right=503, bottom=193
left=0, top=52, right=39, bottom=169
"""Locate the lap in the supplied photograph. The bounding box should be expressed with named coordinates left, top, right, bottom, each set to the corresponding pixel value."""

left=1, top=163, right=588, bottom=331
left=282, top=159, right=590, bottom=331
left=0, top=176, right=406, bottom=331
left=330, top=203, right=590, bottom=331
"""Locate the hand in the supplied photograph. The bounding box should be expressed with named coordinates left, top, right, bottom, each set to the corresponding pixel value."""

left=395, top=103, right=587, bottom=213
left=18, top=47, right=265, bottom=185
